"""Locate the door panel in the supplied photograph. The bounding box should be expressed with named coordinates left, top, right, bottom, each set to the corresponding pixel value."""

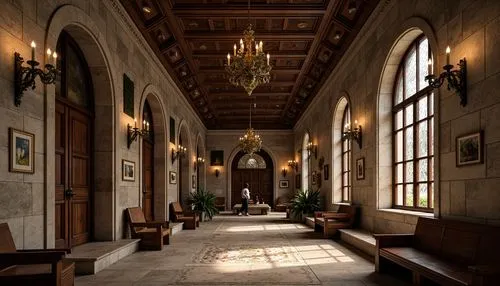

left=55, top=101, right=68, bottom=248
left=142, top=141, right=154, bottom=221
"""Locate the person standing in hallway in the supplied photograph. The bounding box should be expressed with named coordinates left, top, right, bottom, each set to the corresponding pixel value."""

left=239, top=183, right=250, bottom=216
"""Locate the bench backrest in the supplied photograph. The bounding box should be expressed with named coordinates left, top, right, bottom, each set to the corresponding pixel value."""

left=126, top=207, right=146, bottom=234
left=414, top=217, right=500, bottom=266
left=171, top=201, right=183, bottom=214
left=337, top=204, right=357, bottom=225
left=0, top=223, right=16, bottom=253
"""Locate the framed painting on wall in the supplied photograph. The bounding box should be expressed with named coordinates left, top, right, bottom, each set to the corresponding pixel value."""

left=279, top=180, right=289, bottom=188
left=192, top=174, right=196, bottom=189
left=312, top=171, right=317, bottom=185
left=210, top=150, right=224, bottom=166
left=356, top=158, right=365, bottom=180
left=123, top=74, right=134, bottom=118
left=456, top=132, right=483, bottom=166
left=295, top=174, right=301, bottom=189
left=122, top=159, right=135, bottom=181
left=9, top=128, right=35, bottom=173
left=169, top=171, right=177, bottom=184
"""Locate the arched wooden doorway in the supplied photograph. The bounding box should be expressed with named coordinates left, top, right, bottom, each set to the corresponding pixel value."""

left=54, top=31, right=94, bottom=248
left=142, top=100, right=154, bottom=221
left=231, top=150, right=274, bottom=208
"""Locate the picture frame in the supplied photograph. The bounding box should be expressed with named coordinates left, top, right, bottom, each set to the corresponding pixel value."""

left=295, top=174, right=301, bottom=189
left=323, top=164, right=329, bottom=181
left=122, top=159, right=135, bottom=181
left=123, top=74, right=134, bottom=118
left=192, top=174, right=196, bottom=189
left=279, top=180, right=289, bottom=188
left=356, top=158, right=365, bottom=180
left=9, top=128, right=35, bottom=173
left=312, top=171, right=317, bottom=185
left=456, top=131, right=483, bottom=166
left=210, top=150, right=224, bottom=166
left=169, top=171, right=177, bottom=184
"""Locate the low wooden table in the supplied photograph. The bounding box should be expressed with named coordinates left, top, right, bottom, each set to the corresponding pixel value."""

left=233, top=203, right=270, bottom=215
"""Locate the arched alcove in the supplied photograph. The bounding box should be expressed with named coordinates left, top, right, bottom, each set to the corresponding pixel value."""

left=177, top=121, right=192, bottom=210
left=302, top=132, right=310, bottom=191
left=332, top=95, right=350, bottom=204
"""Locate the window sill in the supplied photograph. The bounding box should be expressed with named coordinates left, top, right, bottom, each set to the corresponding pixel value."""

left=334, top=202, right=351, bottom=206
left=377, top=208, right=434, bottom=218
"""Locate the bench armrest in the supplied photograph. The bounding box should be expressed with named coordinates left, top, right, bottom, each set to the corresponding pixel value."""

left=323, top=213, right=350, bottom=219
left=18, top=248, right=72, bottom=254
left=314, top=211, right=336, bottom=218
left=468, top=264, right=500, bottom=276
left=0, top=251, right=65, bottom=265
left=130, top=222, right=164, bottom=229
left=373, top=234, right=414, bottom=248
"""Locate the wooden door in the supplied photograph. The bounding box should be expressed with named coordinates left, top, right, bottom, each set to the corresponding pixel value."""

left=142, top=140, right=154, bottom=221
left=55, top=101, right=92, bottom=248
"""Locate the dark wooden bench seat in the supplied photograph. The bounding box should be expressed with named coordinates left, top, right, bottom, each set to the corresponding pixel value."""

left=170, top=202, right=199, bottom=229
left=374, top=217, right=500, bottom=286
left=314, top=204, right=357, bottom=238
left=126, top=207, right=170, bottom=251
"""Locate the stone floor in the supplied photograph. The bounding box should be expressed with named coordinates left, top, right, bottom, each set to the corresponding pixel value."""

left=75, top=213, right=410, bottom=285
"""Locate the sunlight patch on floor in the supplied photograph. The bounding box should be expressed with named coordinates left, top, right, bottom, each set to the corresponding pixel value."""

left=225, top=223, right=306, bottom=232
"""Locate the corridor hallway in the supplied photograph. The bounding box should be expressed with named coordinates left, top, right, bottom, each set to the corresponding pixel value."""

left=76, top=213, right=409, bottom=285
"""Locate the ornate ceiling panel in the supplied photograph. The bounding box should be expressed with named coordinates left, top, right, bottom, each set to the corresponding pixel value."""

left=120, top=0, right=379, bottom=129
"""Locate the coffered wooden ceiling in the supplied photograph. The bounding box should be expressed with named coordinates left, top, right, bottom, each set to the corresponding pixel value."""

left=120, top=0, right=379, bottom=129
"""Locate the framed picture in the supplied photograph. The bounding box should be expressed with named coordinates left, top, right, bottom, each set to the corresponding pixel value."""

left=356, top=158, right=365, bottom=180
left=323, top=164, right=329, bottom=181
left=9, top=128, right=35, bottom=173
left=456, top=132, right=483, bottom=166
left=279, top=180, right=289, bottom=188
left=210, top=150, right=224, bottom=166
left=169, top=171, right=177, bottom=184
left=123, top=74, right=134, bottom=118
left=122, top=159, right=135, bottom=181
left=295, top=174, right=301, bottom=189
left=192, top=174, right=196, bottom=189
left=312, top=171, right=317, bottom=185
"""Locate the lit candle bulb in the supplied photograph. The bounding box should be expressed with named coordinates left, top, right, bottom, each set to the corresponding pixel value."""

left=233, top=44, right=237, bottom=56
left=146, top=122, right=149, bottom=131
left=30, top=41, right=36, bottom=62
left=267, top=53, right=270, bottom=65
left=446, top=46, right=450, bottom=66
left=427, top=58, right=432, bottom=75
left=52, top=52, right=57, bottom=65
left=46, top=48, right=52, bottom=64
left=255, top=44, right=259, bottom=54
left=134, top=118, right=137, bottom=128
left=143, top=120, right=146, bottom=128
left=240, top=38, right=244, bottom=51
left=227, top=53, right=230, bottom=65
left=259, top=41, right=263, bottom=52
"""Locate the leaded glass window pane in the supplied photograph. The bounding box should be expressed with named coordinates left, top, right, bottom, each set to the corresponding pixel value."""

left=237, top=154, right=266, bottom=169
left=404, top=47, right=417, bottom=98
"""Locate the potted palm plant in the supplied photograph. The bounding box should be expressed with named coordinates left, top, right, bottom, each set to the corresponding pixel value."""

left=290, top=189, right=321, bottom=222
left=189, top=188, right=219, bottom=221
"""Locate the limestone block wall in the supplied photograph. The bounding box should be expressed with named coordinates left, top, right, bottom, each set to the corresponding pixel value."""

left=206, top=130, right=295, bottom=210
left=0, top=0, right=206, bottom=248
left=294, top=0, right=500, bottom=233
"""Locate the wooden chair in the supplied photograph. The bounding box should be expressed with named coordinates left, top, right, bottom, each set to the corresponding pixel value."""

left=170, top=202, right=199, bottom=230
left=0, top=223, right=75, bottom=286
left=214, top=197, right=225, bottom=211
left=126, top=207, right=170, bottom=251
left=314, top=205, right=357, bottom=238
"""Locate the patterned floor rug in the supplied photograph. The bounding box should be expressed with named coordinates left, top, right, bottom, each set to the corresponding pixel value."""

left=194, top=244, right=304, bottom=264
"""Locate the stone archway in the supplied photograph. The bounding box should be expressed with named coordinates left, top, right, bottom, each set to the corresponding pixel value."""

left=177, top=121, right=192, bottom=210
left=332, top=95, right=350, bottom=204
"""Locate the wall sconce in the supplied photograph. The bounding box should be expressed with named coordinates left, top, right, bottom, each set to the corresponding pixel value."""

left=425, top=46, right=467, bottom=106
left=127, top=118, right=151, bottom=148
left=281, top=168, right=287, bottom=177
left=194, top=157, right=205, bottom=171
left=171, top=144, right=187, bottom=164
left=288, top=160, right=298, bottom=171
left=215, top=168, right=220, bottom=178
left=306, top=142, right=317, bottom=159
left=342, top=120, right=362, bottom=148
left=15, top=42, right=59, bottom=106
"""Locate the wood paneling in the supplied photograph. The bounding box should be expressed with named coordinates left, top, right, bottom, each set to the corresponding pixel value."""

left=142, top=141, right=154, bottom=221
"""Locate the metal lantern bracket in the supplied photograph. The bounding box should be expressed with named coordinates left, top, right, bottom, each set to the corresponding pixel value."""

left=127, top=124, right=150, bottom=148
left=342, top=125, right=362, bottom=149
left=426, top=58, right=467, bottom=106
left=14, top=52, right=58, bottom=106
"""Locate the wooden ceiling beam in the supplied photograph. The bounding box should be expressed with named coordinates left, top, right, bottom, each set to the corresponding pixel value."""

left=172, top=9, right=326, bottom=18
left=208, top=81, right=294, bottom=87
left=208, top=92, right=290, bottom=97
left=183, top=32, right=315, bottom=40
left=193, top=52, right=307, bottom=58
left=199, top=68, right=300, bottom=74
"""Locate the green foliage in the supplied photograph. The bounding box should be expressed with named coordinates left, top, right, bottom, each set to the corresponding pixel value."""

left=291, top=189, right=321, bottom=217
left=189, top=188, right=219, bottom=220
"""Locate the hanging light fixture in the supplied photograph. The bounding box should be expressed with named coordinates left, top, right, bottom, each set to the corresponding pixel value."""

left=239, top=103, right=262, bottom=155
left=225, top=0, right=272, bottom=96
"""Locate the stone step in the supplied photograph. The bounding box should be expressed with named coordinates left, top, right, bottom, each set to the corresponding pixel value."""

left=339, top=229, right=376, bottom=257
left=65, top=239, right=140, bottom=275
left=170, top=222, right=184, bottom=235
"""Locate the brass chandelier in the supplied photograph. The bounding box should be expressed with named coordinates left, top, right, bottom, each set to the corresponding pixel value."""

left=239, top=103, right=262, bottom=155
left=225, top=0, right=272, bottom=95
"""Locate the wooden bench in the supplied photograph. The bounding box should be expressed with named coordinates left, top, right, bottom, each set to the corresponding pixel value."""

left=0, top=223, right=75, bottom=286
left=126, top=207, right=170, bottom=251
left=314, top=204, right=357, bottom=238
left=170, top=202, right=199, bottom=230
left=215, top=197, right=225, bottom=211
left=374, top=217, right=500, bottom=286
left=233, top=203, right=270, bottom=215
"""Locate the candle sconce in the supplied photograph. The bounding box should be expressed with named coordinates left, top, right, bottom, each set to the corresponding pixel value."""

left=425, top=46, right=467, bottom=106
left=171, top=144, right=187, bottom=164
left=194, top=157, right=205, bottom=171
left=127, top=119, right=151, bottom=148
left=281, top=167, right=288, bottom=177
left=306, top=142, right=317, bottom=159
left=14, top=42, right=59, bottom=106
left=288, top=160, right=298, bottom=172
left=215, top=168, right=220, bottom=178
left=342, top=120, right=362, bottom=148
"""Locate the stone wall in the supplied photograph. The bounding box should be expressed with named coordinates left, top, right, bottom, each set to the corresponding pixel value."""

left=206, top=130, right=295, bottom=210
left=294, top=0, right=500, bottom=233
left=0, top=0, right=206, bottom=248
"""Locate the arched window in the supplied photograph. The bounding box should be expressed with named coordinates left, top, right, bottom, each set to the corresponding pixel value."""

left=393, top=36, right=434, bottom=210
left=302, top=133, right=310, bottom=191
left=341, top=106, right=351, bottom=202
left=237, top=154, right=266, bottom=169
